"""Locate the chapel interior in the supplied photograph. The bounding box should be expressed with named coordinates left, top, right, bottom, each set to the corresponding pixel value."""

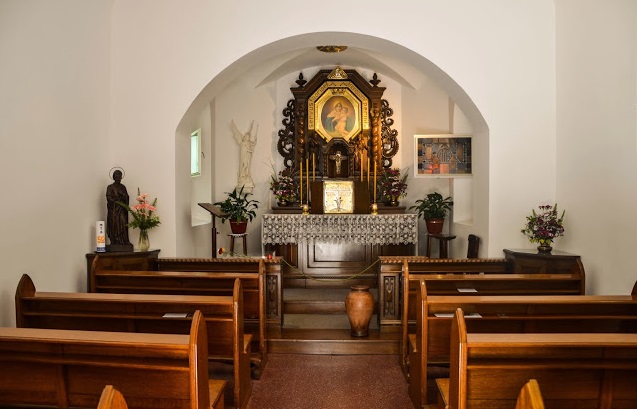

left=1, top=1, right=637, bottom=409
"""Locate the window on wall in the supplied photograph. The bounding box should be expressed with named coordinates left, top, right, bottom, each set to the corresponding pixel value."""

left=191, top=129, right=201, bottom=176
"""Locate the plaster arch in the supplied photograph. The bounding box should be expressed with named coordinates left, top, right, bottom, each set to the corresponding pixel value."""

left=175, top=32, right=489, bottom=257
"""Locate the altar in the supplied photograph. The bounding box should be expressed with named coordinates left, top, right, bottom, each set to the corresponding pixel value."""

left=262, top=213, right=418, bottom=288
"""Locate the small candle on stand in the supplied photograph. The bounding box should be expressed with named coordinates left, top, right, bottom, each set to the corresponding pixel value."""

left=306, top=158, right=309, bottom=203
left=360, top=155, right=363, bottom=182
left=300, top=161, right=303, bottom=204
left=367, top=158, right=371, bottom=183
left=313, top=153, right=316, bottom=181
left=373, top=161, right=377, bottom=201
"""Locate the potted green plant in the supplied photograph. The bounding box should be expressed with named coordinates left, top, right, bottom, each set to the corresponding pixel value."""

left=410, top=192, right=453, bottom=234
left=214, top=186, right=260, bottom=234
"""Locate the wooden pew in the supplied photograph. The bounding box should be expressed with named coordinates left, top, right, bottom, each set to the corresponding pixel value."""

left=379, top=255, right=586, bottom=328
left=16, top=274, right=250, bottom=409
left=437, top=308, right=637, bottom=409
left=97, top=386, right=129, bottom=409
left=0, top=310, right=225, bottom=409
left=89, top=257, right=267, bottom=376
left=397, top=257, right=586, bottom=377
left=515, top=380, right=545, bottom=409
left=409, top=279, right=637, bottom=408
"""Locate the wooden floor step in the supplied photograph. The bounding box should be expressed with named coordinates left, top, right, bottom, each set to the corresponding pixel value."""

left=266, top=327, right=400, bottom=355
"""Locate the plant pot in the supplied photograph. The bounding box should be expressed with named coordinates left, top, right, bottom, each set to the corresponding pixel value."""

left=425, top=218, right=445, bottom=234
left=345, top=285, right=374, bottom=337
left=229, top=220, right=248, bottom=234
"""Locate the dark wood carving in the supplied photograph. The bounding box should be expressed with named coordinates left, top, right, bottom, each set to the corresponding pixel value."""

left=381, top=99, right=399, bottom=168
left=277, top=68, right=398, bottom=181
left=278, top=99, right=296, bottom=168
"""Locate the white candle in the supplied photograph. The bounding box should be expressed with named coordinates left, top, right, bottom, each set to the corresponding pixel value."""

left=96, top=221, right=106, bottom=252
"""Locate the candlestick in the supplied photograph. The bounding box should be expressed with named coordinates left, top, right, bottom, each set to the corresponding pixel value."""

left=373, top=161, right=377, bottom=201
left=313, top=153, right=316, bottom=181
left=367, top=158, right=370, bottom=183
left=360, top=154, right=363, bottom=182
left=306, top=158, right=309, bottom=203
left=300, top=161, right=303, bottom=204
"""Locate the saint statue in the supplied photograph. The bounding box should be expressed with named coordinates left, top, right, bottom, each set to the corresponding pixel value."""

left=231, top=119, right=258, bottom=192
left=106, top=169, right=133, bottom=251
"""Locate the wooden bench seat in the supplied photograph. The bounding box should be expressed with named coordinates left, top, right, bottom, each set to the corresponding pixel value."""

left=89, top=261, right=267, bottom=377
left=436, top=379, right=545, bottom=409
left=437, top=308, right=637, bottom=409
left=0, top=310, right=225, bottom=409
left=16, top=274, right=249, bottom=409
left=409, top=279, right=637, bottom=408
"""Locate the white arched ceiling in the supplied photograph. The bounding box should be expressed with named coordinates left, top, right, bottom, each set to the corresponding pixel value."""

left=175, top=32, right=489, bottom=255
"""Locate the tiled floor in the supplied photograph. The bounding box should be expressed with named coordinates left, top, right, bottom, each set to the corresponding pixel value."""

left=246, top=354, right=414, bottom=409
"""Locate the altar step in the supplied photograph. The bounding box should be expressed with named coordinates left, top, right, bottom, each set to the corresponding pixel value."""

left=265, top=287, right=397, bottom=354
left=266, top=327, right=400, bottom=355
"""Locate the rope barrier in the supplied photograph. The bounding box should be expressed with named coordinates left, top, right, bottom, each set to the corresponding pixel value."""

left=280, top=258, right=381, bottom=282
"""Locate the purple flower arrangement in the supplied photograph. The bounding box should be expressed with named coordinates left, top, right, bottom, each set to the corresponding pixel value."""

left=521, top=204, right=565, bottom=244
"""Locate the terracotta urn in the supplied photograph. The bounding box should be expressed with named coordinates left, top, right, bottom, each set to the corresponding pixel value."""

left=345, top=285, right=374, bottom=337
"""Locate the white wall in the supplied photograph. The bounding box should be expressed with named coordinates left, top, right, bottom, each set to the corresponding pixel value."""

left=0, top=0, right=113, bottom=326
left=556, top=0, right=637, bottom=294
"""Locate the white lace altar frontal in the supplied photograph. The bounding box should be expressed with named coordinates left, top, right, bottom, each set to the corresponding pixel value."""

left=261, top=213, right=418, bottom=245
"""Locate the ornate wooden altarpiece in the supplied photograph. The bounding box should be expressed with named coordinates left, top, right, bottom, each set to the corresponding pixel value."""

left=268, top=68, right=415, bottom=289
left=276, top=67, right=399, bottom=212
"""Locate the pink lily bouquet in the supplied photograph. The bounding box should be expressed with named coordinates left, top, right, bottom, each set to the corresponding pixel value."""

left=119, top=188, right=161, bottom=231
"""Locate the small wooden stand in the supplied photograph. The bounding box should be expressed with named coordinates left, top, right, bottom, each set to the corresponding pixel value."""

left=198, top=203, right=228, bottom=258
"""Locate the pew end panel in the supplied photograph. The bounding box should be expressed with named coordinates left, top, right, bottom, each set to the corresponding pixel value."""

left=98, top=386, right=129, bottom=409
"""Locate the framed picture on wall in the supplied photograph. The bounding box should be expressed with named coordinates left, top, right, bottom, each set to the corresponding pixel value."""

left=414, top=134, right=472, bottom=178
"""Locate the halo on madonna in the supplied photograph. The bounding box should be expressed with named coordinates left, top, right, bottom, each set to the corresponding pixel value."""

left=109, top=166, right=126, bottom=180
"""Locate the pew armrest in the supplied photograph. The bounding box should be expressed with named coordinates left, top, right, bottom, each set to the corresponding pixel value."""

left=436, top=378, right=450, bottom=409
left=209, top=380, right=226, bottom=409
left=243, top=334, right=253, bottom=355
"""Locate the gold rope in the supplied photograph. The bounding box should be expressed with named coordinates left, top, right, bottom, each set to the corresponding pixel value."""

left=280, top=258, right=381, bottom=282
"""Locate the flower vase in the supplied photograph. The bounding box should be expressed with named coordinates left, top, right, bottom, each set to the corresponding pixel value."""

left=138, top=229, right=150, bottom=251
left=389, top=196, right=399, bottom=206
left=537, top=240, right=552, bottom=253
left=277, top=199, right=288, bottom=207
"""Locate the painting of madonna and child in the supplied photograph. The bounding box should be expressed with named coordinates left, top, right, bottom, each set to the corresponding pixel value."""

left=415, top=135, right=472, bottom=177
left=319, top=96, right=357, bottom=141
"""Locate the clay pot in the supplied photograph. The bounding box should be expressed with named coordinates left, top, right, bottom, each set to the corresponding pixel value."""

left=425, top=218, right=444, bottom=234
left=345, top=285, right=374, bottom=337
left=229, top=220, right=248, bottom=234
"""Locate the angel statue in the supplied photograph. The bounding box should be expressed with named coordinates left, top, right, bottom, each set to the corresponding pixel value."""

left=231, top=119, right=258, bottom=192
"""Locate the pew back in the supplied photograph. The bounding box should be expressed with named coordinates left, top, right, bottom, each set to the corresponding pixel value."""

left=446, top=309, right=637, bottom=409
left=0, top=311, right=222, bottom=409
left=16, top=274, right=249, bottom=409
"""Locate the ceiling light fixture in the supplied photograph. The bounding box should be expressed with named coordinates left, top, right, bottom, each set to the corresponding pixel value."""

left=316, top=45, right=348, bottom=53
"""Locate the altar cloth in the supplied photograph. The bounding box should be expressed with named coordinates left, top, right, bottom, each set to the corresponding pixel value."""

left=261, top=213, right=418, bottom=245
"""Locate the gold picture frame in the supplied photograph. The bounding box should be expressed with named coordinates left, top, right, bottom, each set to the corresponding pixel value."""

left=323, top=180, right=354, bottom=214
left=308, top=81, right=369, bottom=142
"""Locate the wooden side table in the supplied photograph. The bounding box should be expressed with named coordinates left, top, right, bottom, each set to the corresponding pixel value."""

left=426, top=233, right=457, bottom=258
left=228, top=233, right=248, bottom=256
